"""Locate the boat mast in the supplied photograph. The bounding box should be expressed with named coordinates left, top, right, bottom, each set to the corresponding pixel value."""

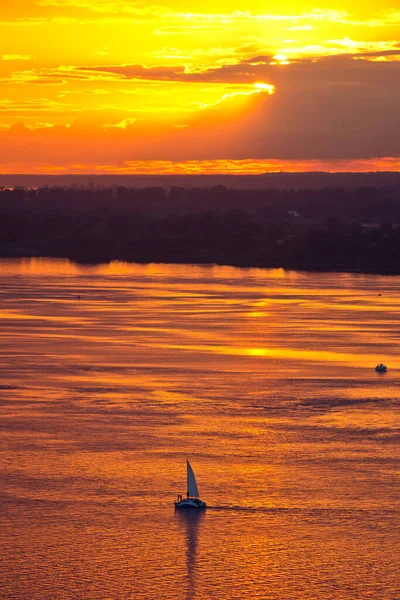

left=186, top=459, right=190, bottom=498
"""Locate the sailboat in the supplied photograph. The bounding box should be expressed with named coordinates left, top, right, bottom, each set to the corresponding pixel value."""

left=174, top=460, right=206, bottom=509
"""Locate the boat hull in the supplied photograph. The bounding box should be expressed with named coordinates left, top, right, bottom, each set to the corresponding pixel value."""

left=174, top=498, right=206, bottom=509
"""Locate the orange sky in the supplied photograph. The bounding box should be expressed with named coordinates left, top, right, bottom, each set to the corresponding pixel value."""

left=0, top=0, right=399, bottom=173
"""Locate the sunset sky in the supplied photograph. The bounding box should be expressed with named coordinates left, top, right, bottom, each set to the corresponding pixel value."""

left=1, top=0, right=400, bottom=173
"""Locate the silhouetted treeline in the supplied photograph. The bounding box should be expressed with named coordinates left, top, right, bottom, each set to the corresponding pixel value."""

left=1, top=185, right=400, bottom=273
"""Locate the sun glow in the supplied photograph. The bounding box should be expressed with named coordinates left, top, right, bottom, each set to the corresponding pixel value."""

left=1, top=157, right=398, bottom=176
left=271, top=54, right=290, bottom=64
left=253, top=83, right=275, bottom=93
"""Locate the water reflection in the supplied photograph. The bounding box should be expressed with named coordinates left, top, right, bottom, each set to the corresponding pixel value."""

left=175, top=510, right=205, bottom=600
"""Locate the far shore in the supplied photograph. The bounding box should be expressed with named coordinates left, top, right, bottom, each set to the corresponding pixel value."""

left=1, top=183, right=399, bottom=277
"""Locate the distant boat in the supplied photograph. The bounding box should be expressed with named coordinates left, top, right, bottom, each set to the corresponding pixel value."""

left=174, top=460, right=206, bottom=509
left=375, top=363, right=387, bottom=373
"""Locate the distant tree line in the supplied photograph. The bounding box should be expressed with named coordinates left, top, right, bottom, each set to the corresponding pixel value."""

left=0, top=185, right=400, bottom=273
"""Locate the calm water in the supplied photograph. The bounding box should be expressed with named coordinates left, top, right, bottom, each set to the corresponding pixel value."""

left=0, top=258, right=399, bottom=599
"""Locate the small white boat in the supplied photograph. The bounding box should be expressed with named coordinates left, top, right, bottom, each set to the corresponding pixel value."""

left=375, top=363, right=387, bottom=373
left=174, top=460, right=206, bottom=509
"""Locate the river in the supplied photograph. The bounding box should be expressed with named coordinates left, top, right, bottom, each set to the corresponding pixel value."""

left=0, top=258, right=399, bottom=599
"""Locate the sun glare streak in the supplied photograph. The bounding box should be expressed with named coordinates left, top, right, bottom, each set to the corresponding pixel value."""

left=197, top=82, right=275, bottom=111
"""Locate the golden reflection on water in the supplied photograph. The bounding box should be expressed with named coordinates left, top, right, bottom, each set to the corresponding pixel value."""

left=0, top=258, right=399, bottom=599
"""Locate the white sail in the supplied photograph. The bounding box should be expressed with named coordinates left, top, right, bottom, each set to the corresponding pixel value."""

left=187, top=460, right=200, bottom=497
